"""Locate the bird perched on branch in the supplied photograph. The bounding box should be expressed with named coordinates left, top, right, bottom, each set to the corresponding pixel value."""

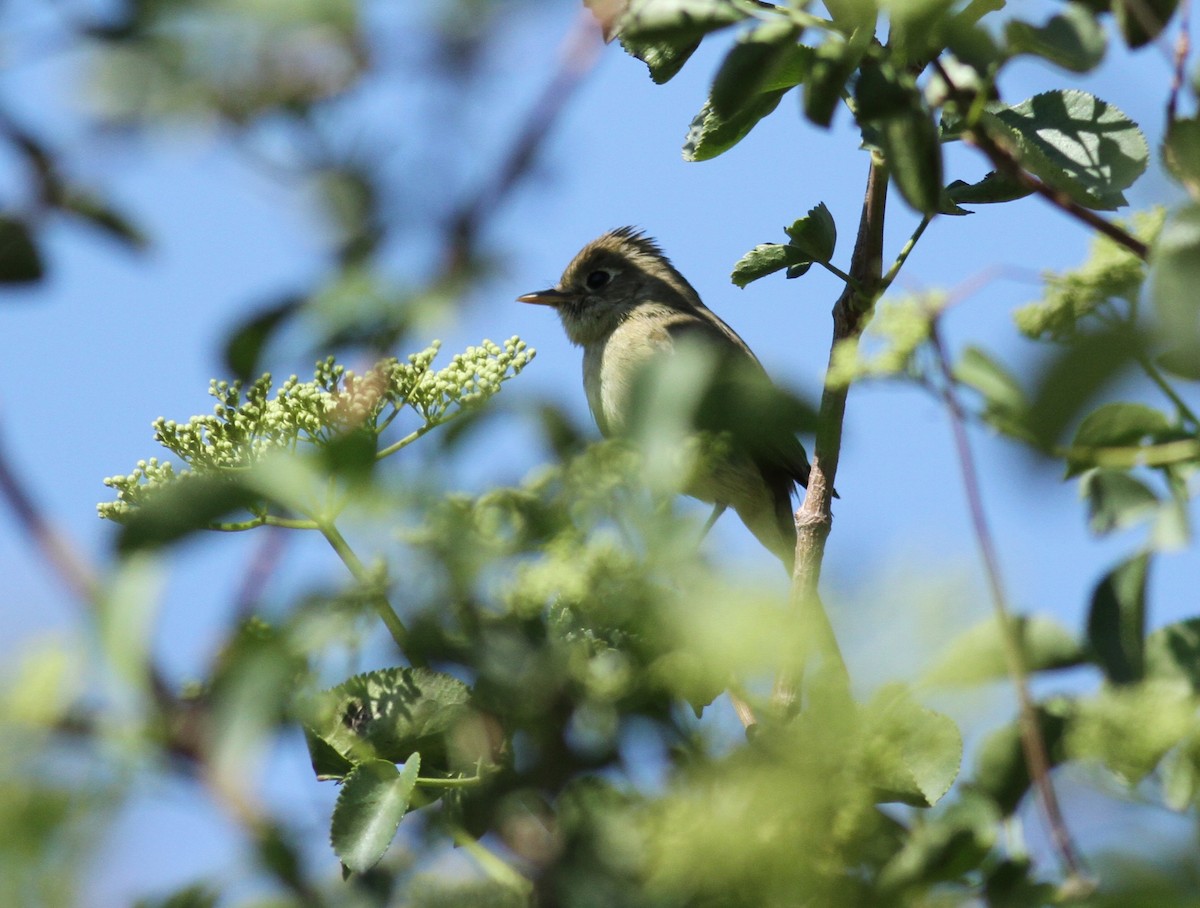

left=518, top=227, right=817, bottom=571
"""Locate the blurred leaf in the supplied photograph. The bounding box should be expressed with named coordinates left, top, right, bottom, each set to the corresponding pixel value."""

left=877, top=791, right=998, bottom=891
left=971, top=698, right=1073, bottom=815
left=0, top=216, right=44, bottom=284
left=730, top=243, right=812, bottom=287
left=1004, top=4, right=1106, bottom=72
left=1151, top=204, right=1200, bottom=352
left=876, top=105, right=944, bottom=215
left=1087, top=552, right=1150, bottom=684
left=1146, top=617, right=1200, bottom=691
left=709, top=19, right=805, bottom=117
left=984, top=857, right=1058, bottom=908
left=1072, top=403, right=1172, bottom=449
left=1067, top=679, right=1196, bottom=784
left=59, top=191, right=148, bottom=249
left=1024, top=328, right=1141, bottom=448
left=1080, top=468, right=1160, bottom=535
left=784, top=202, right=837, bottom=263
left=945, top=171, right=1033, bottom=205
left=331, top=755, right=421, bottom=874
left=804, top=38, right=862, bottom=128
left=1157, top=345, right=1200, bottom=380
left=861, top=684, right=962, bottom=807
left=115, top=475, right=259, bottom=552
left=1163, top=117, right=1200, bottom=198
left=133, top=884, right=219, bottom=908
left=1160, top=729, right=1200, bottom=810
left=306, top=668, right=472, bottom=774
left=96, top=553, right=165, bottom=695
left=954, top=346, right=1029, bottom=436
left=922, top=615, right=1086, bottom=687
left=983, top=91, right=1147, bottom=210
left=224, top=296, right=304, bottom=382
left=1115, top=0, right=1180, bottom=47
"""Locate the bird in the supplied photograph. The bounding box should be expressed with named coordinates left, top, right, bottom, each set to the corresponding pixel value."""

left=517, top=227, right=816, bottom=572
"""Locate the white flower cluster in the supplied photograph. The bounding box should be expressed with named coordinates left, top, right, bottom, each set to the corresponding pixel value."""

left=99, top=337, right=535, bottom=522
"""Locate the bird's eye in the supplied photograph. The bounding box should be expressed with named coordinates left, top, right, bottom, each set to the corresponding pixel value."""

left=585, top=269, right=612, bottom=290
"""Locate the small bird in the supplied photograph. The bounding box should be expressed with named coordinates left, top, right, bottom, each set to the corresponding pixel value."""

left=518, top=227, right=815, bottom=571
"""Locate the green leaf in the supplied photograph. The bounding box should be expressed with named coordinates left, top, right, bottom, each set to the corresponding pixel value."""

left=1087, top=552, right=1150, bottom=684
left=730, top=243, right=812, bottom=287
left=683, top=89, right=790, bottom=162
left=1160, top=729, right=1200, bottom=810
left=954, top=346, right=1028, bottom=436
left=1151, top=203, right=1200, bottom=351
left=709, top=20, right=805, bottom=117
left=1080, top=468, right=1160, bottom=535
left=877, top=105, right=944, bottom=214
left=922, top=615, right=1086, bottom=687
left=1146, top=617, right=1200, bottom=691
left=878, top=791, right=998, bottom=891
left=861, top=684, right=962, bottom=807
left=115, top=474, right=259, bottom=552
left=0, top=216, right=44, bottom=284
left=945, top=171, right=1033, bottom=205
left=617, top=35, right=701, bottom=83
left=330, top=755, right=420, bottom=873
left=784, top=202, right=837, bottom=262
left=1072, top=402, right=1172, bottom=449
left=224, top=296, right=303, bottom=382
left=1115, top=0, right=1180, bottom=47
left=972, top=698, right=1073, bottom=815
left=983, top=90, right=1148, bottom=210
left=1004, top=3, right=1106, bottom=73
left=803, top=38, right=861, bottom=128
left=603, top=0, right=748, bottom=81
left=1067, top=680, right=1196, bottom=784
left=305, top=668, right=472, bottom=775
left=60, top=192, right=149, bottom=250
left=1163, top=117, right=1200, bottom=197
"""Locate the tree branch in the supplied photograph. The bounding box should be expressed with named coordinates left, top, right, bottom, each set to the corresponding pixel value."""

left=774, top=155, right=890, bottom=713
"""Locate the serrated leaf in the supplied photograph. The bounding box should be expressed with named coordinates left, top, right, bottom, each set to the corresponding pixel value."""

left=1080, top=468, right=1160, bottom=535
left=0, top=216, right=45, bottom=284
left=618, top=34, right=701, bottom=83
left=784, top=202, right=837, bottom=262
left=1004, top=3, right=1106, bottom=73
left=922, top=615, right=1085, bottom=687
left=945, top=171, right=1033, bottom=205
left=608, top=0, right=747, bottom=38
left=331, top=755, right=420, bottom=873
left=684, top=88, right=790, bottom=161
left=730, top=243, right=811, bottom=287
left=1087, top=552, right=1150, bottom=684
left=861, top=685, right=962, bottom=807
left=983, top=90, right=1147, bottom=210
left=305, top=668, right=472, bottom=772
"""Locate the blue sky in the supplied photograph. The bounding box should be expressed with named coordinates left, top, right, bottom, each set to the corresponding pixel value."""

left=2, top=1, right=1198, bottom=901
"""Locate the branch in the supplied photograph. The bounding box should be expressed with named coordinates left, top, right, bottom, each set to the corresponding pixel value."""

left=930, top=59, right=1149, bottom=261
left=928, top=323, right=1088, bottom=885
left=774, top=156, right=890, bottom=713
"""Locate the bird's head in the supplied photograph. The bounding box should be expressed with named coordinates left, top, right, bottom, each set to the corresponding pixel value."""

left=517, top=227, right=703, bottom=347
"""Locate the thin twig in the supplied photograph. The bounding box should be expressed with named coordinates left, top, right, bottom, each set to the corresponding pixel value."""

left=0, top=430, right=98, bottom=602
left=1168, top=0, right=1192, bottom=125
left=928, top=323, right=1087, bottom=883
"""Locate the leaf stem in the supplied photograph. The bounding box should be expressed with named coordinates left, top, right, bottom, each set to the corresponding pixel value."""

left=928, top=322, right=1088, bottom=885
left=818, top=259, right=861, bottom=288
left=450, top=826, right=533, bottom=895
left=881, top=214, right=934, bottom=291
left=316, top=518, right=419, bottom=663
left=1136, top=352, right=1200, bottom=429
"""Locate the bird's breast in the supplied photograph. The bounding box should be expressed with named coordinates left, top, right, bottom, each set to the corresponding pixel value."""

left=581, top=314, right=671, bottom=437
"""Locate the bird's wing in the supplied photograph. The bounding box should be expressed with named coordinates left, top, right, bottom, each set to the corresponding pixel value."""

left=660, top=313, right=813, bottom=490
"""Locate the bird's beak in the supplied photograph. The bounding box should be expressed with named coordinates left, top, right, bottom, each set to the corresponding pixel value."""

left=516, top=288, right=570, bottom=307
